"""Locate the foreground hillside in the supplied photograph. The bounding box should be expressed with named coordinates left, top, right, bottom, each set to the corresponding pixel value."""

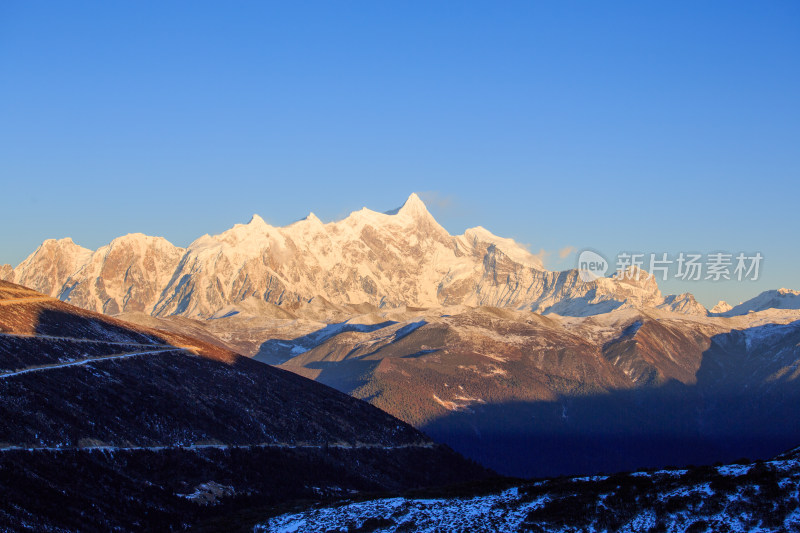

left=0, top=281, right=489, bottom=531
left=122, top=299, right=800, bottom=479
left=259, top=446, right=800, bottom=532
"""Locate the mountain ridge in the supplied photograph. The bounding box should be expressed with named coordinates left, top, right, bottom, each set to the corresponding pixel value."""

left=262, top=303, right=800, bottom=477
left=1, top=194, right=719, bottom=319
left=713, top=288, right=800, bottom=317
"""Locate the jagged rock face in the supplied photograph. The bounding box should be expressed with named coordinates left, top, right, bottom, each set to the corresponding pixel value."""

left=59, top=234, right=185, bottom=315
left=153, top=194, right=547, bottom=317
left=0, top=265, right=13, bottom=283
left=659, top=292, right=708, bottom=315
left=457, top=265, right=667, bottom=315
left=8, top=194, right=708, bottom=318
left=12, top=238, right=92, bottom=296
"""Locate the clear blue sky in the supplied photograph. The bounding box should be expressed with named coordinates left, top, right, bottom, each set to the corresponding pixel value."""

left=1, top=1, right=798, bottom=307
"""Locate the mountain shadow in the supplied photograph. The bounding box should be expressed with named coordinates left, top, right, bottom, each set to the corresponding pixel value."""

left=254, top=320, right=399, bottom=364
left=421, top=321, right=800, bottom=478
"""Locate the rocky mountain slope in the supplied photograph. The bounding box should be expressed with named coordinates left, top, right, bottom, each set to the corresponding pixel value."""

left=259, top=446, right=800, bottom=532
left=213, top=304, right=800, bottom=478
left=1, top=194, right=705, bottom=318
left=0, top=280, right=489, bottom=531
left=118, top=299, right=800, bottom=479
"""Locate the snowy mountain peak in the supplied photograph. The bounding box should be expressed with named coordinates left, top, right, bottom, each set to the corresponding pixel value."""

left=107, top=233, right=176, bottom=248
left=0, top=264, right=14, bottom=282
left=384, top=192, right=430, bottom=218
left=396, top=192, right=429, bottom=217
left=711, top=300, right=733, bottom=314
left=287, top=212, right=326, bottom=234
left=39, top=236, right=83, bottom=249
left=719, top=288, right=800, bottom=316
left=248, top=214, right=267, bottom=226
left=26, top=237, right=92, bottom=260
left=12, top=237, right=93, bottom=297
left=461, top=226, right=544, bottom=270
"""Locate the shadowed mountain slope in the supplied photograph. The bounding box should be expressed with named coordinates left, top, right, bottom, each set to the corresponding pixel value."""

left=257, top=306, right=800, bottom=477
left=0, top=281, right=489, bottom=531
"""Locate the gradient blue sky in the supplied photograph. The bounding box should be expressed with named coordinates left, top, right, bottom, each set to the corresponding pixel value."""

left=1, top=1, right=798, bottom=307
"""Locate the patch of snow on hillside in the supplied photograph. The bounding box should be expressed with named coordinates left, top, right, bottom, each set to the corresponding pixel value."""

left=257, top=488, right=549, bottom=533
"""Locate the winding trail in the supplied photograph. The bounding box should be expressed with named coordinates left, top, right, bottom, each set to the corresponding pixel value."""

left=0, top=441, right=436, bottom=453
left=0, top=348, right=180, bottom=379
left=0, top=292, right=440, bottom=457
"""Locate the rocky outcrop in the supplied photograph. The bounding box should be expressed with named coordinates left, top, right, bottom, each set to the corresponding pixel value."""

left=0, top=264, right=13, bottom=282
left=12, top=238, right=92, bottom=296
left=60, top=233, right=185, bottom=315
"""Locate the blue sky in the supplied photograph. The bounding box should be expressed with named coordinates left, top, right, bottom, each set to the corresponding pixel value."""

left=1, top=1, right=798, bottom=307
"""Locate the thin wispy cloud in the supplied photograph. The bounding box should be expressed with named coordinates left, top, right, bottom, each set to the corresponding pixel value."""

left=532, top=248, right=551, bottom=265
left=559, top=246, right=576, bottom=259
left=418, top=191, right=457, bottom=212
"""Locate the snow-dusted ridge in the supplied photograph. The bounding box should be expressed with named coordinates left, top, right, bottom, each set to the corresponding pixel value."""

left=0, top=348, right=179, bottom=379
left=258, top=450, right=800, bottom=533
left=714, top=288, right=800, bottom=317
left=3, top=193, right=790, bottom=319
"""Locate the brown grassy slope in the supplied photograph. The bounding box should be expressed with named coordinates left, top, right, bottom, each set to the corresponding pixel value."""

left=0, top=280, right=493, bottom=530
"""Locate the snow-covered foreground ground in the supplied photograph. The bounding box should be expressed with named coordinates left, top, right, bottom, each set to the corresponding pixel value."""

left=257, top=450, right=800, bottom=533
left=259, top=487, right=546, bottom=533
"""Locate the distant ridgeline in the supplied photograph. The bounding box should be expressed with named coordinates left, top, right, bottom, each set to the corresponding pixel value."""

left=1, top=193, right=709, bottom=319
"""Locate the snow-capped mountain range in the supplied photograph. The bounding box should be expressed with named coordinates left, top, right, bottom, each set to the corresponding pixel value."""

left=0, top=193, right=754, bottom=319
left=712, top=288, right=800, bottom=317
